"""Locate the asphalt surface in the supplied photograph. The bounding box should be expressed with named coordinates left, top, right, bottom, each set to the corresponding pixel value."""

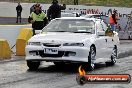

left=0, top=17, right=28, bottom=24
left=118, top=40, right=132, bottom=58
left=0, top=40, right=132, bottom=88
left=0, top=55, right=132, bottom=88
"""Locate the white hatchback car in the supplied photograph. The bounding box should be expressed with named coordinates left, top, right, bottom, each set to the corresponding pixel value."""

left=25, top=17, right=119, bottom=70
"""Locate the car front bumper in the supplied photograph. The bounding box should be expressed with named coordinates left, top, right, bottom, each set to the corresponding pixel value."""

left=25, top=45, right=90, bottom=62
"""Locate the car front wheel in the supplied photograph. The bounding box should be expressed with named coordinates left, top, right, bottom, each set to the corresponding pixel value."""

left=87, top=46, right=96, bottom=71
left=27, top=61, right=40, bottom=70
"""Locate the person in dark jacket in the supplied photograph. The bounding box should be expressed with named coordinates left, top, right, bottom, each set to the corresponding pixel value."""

left=28, top=3, right=48, bottom=35
left=47, top=0, right=66, bottom=21
left=16, top=2, right=22, bottom=23
left=30, top=4, right=35, bottom=14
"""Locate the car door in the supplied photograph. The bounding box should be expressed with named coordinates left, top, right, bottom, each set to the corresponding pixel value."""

left=95, top=20, right=113, bottom=62
left=101, top=20, right=114, bottom=55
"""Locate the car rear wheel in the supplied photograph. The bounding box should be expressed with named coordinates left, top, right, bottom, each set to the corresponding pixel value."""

left=110, top=45, right=117, bottom=65
left=106, top=45, right=117, bottom=66
left=87, top=46, right=96, bottom=71
left=27, top=61, right=40, bottom=70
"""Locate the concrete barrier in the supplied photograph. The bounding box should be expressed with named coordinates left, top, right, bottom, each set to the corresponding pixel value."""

left=16, top=28, right=33, bottom=56
left=0, top=24, right=32, bottom=51
left=0, top=39, right=11, bottom=59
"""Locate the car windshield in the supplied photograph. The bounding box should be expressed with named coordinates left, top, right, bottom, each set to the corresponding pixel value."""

left=42, top=19, right=95, bottom=34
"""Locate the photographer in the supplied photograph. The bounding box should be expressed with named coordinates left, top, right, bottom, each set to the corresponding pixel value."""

left=47, top=0, right=66, bottom=21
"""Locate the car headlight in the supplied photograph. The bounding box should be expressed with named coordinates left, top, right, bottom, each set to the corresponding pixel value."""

left=63, top=43, right=84, bottom=47
left=28, top=42, right=41, bottom=46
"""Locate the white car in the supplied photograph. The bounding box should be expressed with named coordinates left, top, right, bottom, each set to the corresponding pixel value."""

left=25, top=17, right=119, bottom=70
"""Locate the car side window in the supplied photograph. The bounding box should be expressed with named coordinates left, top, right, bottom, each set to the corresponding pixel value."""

left=101, top=21, right=107, bottom=31
left=97, top=21, right=105, bottom=32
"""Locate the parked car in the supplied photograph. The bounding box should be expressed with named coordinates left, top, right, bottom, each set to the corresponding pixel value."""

left=25, top=17, right=119, bottom=70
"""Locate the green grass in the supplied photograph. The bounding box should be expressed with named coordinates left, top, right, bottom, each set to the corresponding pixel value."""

left=7, top=0, right=132, bottom=7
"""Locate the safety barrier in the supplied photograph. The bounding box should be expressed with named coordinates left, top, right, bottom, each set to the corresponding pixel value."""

left=0, top=24, right=32, bottom=50
left=16, top=28, right=33, bottom=56
left=0, top=39, right=11, bottom=59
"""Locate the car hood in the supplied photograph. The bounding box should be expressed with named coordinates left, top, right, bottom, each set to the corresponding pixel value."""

left=29, top=32, right=95, bottom=43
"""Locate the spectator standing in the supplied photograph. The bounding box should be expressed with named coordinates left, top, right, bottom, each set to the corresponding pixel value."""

left=16, top=2, right=22, bottom=23
left=47, top=0, right=66, bottom=21
left=28, top=4, right=48, bottom=35
left=109, top=10, right=119, bottom=31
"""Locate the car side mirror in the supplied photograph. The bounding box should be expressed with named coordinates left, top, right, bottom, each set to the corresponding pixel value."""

left=98, top=31, right=105, bottom=36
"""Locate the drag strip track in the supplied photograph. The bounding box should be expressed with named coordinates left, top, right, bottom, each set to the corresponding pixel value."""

left=0, top=56, right=132, bottom=88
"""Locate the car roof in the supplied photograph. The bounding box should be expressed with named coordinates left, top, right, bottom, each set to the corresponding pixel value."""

left=61, top=13, right=73, bottom=14
left=61, top=13, right=76, bottom=14
left=55, top=17, right=102, bottom=22
left=61, top=12, right=79, bottom=14
left=61, top=13, right=76, bottom=17
left=85, top=14, right=101, bottom=16
left=84, top=14, right=107, bottom=17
